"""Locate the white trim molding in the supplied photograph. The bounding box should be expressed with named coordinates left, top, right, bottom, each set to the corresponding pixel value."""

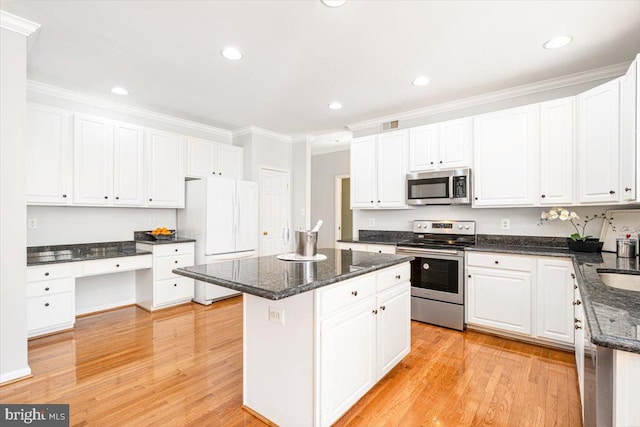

left=347, top=61, right=630, bottom=131
left=232, top=126, right=293, bottom=143
left=0, top=11, right=40, bottom=36
left=27, top=80, right=233, bottom=139
left=0, top=366, right=32, bottom=385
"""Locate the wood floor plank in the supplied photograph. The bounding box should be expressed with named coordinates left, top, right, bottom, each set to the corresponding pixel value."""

left=0, top=298, right=582, bottom=426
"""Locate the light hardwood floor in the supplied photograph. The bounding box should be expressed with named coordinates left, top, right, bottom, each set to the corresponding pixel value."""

left=0, top=297, right=581, bottom=426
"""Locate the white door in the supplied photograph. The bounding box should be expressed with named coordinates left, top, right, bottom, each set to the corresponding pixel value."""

left=217, top=145, right=244, bottom=179
left=409, top=124, right=438, bottom=171
left=535, top=258, right=574, bottom=344
left=25, top=104, right=73, bottom=204
left=439, top=118, right=471, bottom=169
left=376, top=130, right=407, bottom=208
left=186, top=137, right=215, bottom=178
left=576, top=78, right=620, bottom=203
left=113, top=122, right=145, bottom=206
left=73, top=114, right=113, bottom=205
left=146, top=130, right=185, bottom=207
left=376, top=284, right=411, bottom=378
left=205, top=176, right=236, bottom=255
left=620, top=59, right=637, bottom=201
left=259, top=167, right=291, bottom=256
left=236, top=180, right=258, bottom=252
left=539, top=98, right=574, bottom=205
left=350, top=136, right=376, bottom=208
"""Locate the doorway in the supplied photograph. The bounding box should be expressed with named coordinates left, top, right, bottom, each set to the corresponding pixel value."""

left=259, top=166, right=291, bottom=256
left=335, top=175, right=352, bottom=245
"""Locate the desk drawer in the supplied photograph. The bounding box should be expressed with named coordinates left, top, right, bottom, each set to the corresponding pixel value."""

left=27, top=292, right=74, bottom=332
left=155, top=254, right=195, bottom=281
left=27, top=264, right=73, bottom=282
left=317, top=273, right=376, bottom=318
left=466, top=252, right=533, bottom=272
left=82, top=255, right=152, bottom=277
left=154, top=243, right=195, bottom=257
left=27, top=277, right=74, bottom=298
left=155, top=277, right=194, bottom=306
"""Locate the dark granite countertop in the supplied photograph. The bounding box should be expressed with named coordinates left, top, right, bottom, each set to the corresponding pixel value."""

left=27, top=241, right=152, bottom=266
left=337, top=230, right=413, bottom=246
left=134, top=231, right=196, bottom=245
left=173, top=248, right=413, bottom=301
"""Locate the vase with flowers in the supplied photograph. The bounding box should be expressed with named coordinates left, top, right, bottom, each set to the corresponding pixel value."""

left=539, top=207, right=615, bottom=252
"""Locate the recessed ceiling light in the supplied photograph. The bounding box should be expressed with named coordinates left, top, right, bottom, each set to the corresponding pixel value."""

left=328, top=102, right=342, bottom=110
left=543, top=35, right=573, bottom=49
left=321, top=0, right=347, bottom=7
left=221, top=47, right=243, bottom=61
left=412, top=76, right=431, bottom=87
left=111, top=86, right=128, bottom=95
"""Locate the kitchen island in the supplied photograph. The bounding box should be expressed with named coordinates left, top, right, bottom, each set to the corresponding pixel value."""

left=174, top=248, right=413, bottom=427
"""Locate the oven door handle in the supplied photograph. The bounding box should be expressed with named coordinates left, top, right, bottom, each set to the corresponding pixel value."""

left=397, top=247, right=460, bottom=256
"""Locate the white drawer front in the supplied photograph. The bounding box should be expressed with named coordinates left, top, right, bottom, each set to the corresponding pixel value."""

left=466, top=252, right=533, bottom=272
left=82, top=255, right=152, bottom=277
left=338, top=242, right=369, bottom=252
left=376, top=264, right=410, bottom=293
left=27, top=277, right=74, bottom=298
left=367, top=244, right=396, bottom=254
left=27, top=292, right=74, bottom=332
left=154, top=243, right=195, bottom=257
left=27, top=263, right=74, bottom=282
left=318, top=273, right=376, bottom=318
left=155, top=254, right=195, bottom=281
left=155, top=277, right=195, bottom=306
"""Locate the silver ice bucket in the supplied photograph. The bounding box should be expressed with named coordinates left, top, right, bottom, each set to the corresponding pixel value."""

left=295, top=230, right=318, bottom=258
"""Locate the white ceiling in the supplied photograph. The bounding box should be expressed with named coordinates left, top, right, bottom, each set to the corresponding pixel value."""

left=2, top=0, right=640, bottom=139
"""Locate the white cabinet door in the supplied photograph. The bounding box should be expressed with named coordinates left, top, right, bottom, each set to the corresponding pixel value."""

left=535, top=258, right=574, bottom=344
left=577, top=79, right=620, bottom=203
left=320, top=297, right=377, bottom=427
left=409, top=124, right=438, bottom=172
left=472, top=106, right=538, bottom=206
left=350, top=136, right=376, bottom=208
left=574, top=283, right=585, bottom=412
left=539, top=98, right=574, bottom=205
left=113, top=122, right=145, bottom=206
left=186, top=137, right=215, bottom=178
left=146, top=130, right=185, bottom=208
left=73, top=114, right=113, bottom=205
left=466, top=267, right=532, bottom=335
left=26, top=104, right=73, bottom=204
left=376, top=283, right=411, bottom=378
left=439, top=118, right=471, bottom=169
left=620, top=59, right=637, bottom=201
left=217, top=144, right=244, bottom=180
left=376, top=130, right=407, bottom=208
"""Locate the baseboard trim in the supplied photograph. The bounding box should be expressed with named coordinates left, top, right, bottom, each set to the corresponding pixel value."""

left=0, top=367, right=33, bottom=386
left=241, top=405, right=278, bottom=427
left=466, top=324, right=574, bottom=352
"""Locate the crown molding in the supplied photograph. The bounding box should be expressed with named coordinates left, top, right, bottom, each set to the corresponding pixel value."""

left=347, top=61, right=630, bottom=131
left=0, top=11, right=40, bottom=36
left=27, top=80, right=233, bottom=139
left=232, top=126, right=293, bottom=143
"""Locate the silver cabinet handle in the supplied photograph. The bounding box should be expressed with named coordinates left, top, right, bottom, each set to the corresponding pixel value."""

left=351, top=291, right=358, bottom=296
left=372, top=309, right=378, bottom=315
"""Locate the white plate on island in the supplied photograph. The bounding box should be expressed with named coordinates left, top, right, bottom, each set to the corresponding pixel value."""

left=276, top=253, right=327, bottom=262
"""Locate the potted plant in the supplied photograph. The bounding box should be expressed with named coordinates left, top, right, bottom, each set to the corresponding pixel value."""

left=539, top=207, right=614, bottom=252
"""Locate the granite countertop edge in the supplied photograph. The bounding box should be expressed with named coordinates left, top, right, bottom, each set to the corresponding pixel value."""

left=173, top=256, right=413, bottom=301
left=337, top=238, right=398, bottom=246
left=134, top=237, right=197, bottom=245
left=27, top=240, right=153, bottom=267
left=28, top=250, right=152, bottom=266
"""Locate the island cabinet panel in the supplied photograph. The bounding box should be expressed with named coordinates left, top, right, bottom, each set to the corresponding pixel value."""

left=376, top=282, right=411, bottom=377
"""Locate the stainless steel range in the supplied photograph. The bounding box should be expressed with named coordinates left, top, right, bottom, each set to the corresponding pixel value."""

left=396, top=220, right=476, bottom=331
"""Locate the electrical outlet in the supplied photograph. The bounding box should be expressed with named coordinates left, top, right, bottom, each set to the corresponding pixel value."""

left=501, top=219, right=510, bottom=230
left=369, top=218, right=375, bottom=227
left=28, top=218, right=37, bottom=230
left=269, top=306, right=285, bottom=325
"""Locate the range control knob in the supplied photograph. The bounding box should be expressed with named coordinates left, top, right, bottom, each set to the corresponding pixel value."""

left=464, top=225, right=470, bottom=229
left=417, top=224, right=422, bottom=228
left=458, top=225, right=463, bottom=229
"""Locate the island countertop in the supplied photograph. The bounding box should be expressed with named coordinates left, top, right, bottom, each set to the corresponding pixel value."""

left=173, top=248, right=414, bottom=300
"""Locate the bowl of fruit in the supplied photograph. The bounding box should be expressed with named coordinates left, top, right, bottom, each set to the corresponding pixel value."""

left=147, top=227, right=175, bottom=240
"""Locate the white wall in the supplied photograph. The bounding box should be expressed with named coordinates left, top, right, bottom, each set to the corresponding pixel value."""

left=0, top=26, right=31, bottom=383
left=311, top=150, right=350, bottom=249
left=27, top=206, right=176, bottom=246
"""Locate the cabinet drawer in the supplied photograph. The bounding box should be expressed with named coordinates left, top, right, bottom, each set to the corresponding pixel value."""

left=338, top=242, right=369, bottom=252
left=367, top=244, right=396, bottom=254
left=318, top=273, right=376, bottom=317
left=27, top=277, right=74, bottom=298
left=27, top=263, right=73, bottom=282
left=466, top=252, right=533, bottom=272
left=154, top=243, right=195, bottom=257
left=155, top=277, right=194, bottom=307
left=82, top=255, right=152, bottom=277
left=377, top=263, right=410, bottom=293
left=27, top=292, right=74, bottom=332
left=155, top=254, right=195, bottom=281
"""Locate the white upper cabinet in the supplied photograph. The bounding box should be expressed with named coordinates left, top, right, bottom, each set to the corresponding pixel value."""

left=408, top=118, right=471, bottom=172
left=351, top=136, right=377, bottom=208
left=472, top=105, right=538, bottom=207
left=26, top=104, right=73, bottom=205
left=113, top=122, right=145, bottom=206
left=146, top=129, right=185, bottom=208
left=73, top=114, right=113, bottom=205
left=186, top=137, right=244, bottom=180
left=620, top=57, right=638, bottom=202
left=576, top=78, right=620, bottom=204
left=539, top=98, right=575, bottom=205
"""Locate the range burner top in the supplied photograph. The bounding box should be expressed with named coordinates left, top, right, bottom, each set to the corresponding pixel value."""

left=397, top=220, right=477, bottom=251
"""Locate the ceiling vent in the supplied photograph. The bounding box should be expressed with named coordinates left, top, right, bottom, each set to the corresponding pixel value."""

left=382, top=120, right=399, bottom=131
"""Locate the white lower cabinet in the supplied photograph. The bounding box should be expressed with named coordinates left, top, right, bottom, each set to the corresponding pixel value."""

left=466, top=252, right=575, bottom=347
left=135, top=242, right=195, bottom=310
left=376, top=283, right=411, bottom=377
left=26, top=266, right=75, bottom=338
left=574, top=285, right=585, bottom=413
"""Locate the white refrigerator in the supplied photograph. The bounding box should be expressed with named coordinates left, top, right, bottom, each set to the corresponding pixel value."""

left=178, top=176, right=258, bottom=305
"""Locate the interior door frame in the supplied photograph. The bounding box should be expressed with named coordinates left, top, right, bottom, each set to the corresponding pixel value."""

left=334, top=174, right=350, bottom=246
left=258, top=165, right=292, bottom=255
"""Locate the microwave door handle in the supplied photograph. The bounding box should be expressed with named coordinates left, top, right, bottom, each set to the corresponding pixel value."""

left=449, top=176, right=454, bottom=200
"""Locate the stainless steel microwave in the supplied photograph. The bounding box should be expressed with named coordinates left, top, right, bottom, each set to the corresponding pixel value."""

left=406, top=168, right=471, bottom=205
